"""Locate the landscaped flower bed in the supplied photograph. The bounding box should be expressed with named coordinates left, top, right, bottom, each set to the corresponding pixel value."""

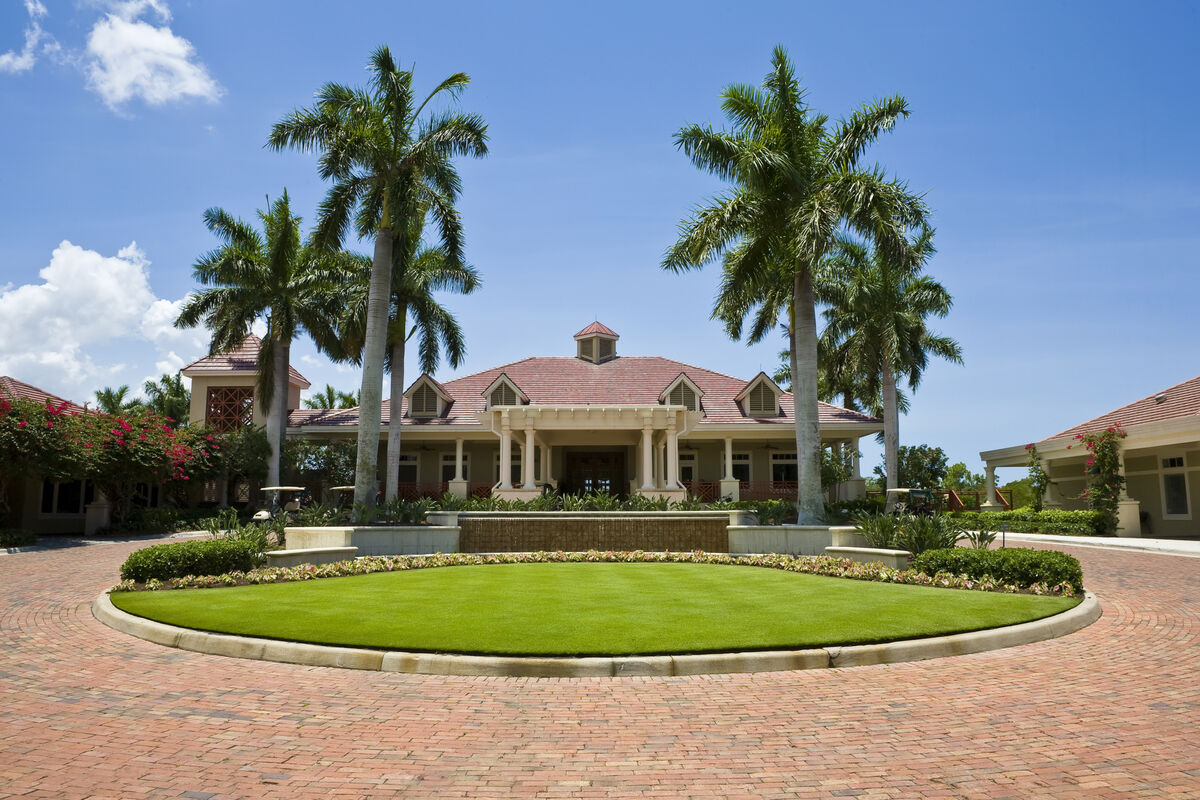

left=111, top=548, right=1081, bottom=597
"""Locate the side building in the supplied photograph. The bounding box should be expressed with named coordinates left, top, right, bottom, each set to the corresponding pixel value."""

left=980, top=374, right=1200, bottom=538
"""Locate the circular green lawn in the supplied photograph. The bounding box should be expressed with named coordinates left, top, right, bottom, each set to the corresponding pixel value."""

left=110, top=562, right=1079, bottom=656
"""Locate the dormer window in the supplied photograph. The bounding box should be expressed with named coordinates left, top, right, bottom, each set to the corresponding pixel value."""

left=403, top=374, right=452, bottom=419
left=574, top=321, right=619, bottom=364
left=735, top=372, right=782, bottom=418
left=660, top=373, right=704, bottom=412
left=411, top=384, right=439, bottom=417
left=483, top=374, right=528, bottom=409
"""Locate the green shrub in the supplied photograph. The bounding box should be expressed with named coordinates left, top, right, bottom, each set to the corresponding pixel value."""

left=119, top=538, right=266, bottom=582
left=911, top=547, right=1084, bottom=594
left=945, top=509, right=1106, bottom=535
left=826, top=497, right=885, bottom=522
left=853, top=513, right=961, bottom=555
left=0, top=528, right=36, bottom=547
left=854, top=512, right=902, bottom=548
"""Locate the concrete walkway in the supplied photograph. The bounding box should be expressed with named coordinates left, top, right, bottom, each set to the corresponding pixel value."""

left=999, top=530, right=1200, bottom=557
left=1, top=538, right=1197, bottom=798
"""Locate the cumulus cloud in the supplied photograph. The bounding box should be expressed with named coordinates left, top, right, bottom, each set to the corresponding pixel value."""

left=0, top=0, right=55, bottom=73
left=85, top=0, right=222, bottom=110
left=0, top=240, right=206, bottom=401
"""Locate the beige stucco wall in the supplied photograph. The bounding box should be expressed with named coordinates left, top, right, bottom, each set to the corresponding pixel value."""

left=186, top=375, right=302, bottom=429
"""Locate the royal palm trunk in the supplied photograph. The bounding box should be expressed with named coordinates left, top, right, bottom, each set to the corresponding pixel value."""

left=882, top=360, right=900, bottom=510
left=384, top=313, right=407, bottom=504
left=791, top=269, right=824, bottom=524
left=353, top=226, right=395, bottom=515
left=264, top=335, right=288, bottom=490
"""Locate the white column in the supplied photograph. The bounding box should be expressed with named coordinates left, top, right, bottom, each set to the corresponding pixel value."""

left=982, top=464, right=997, bottom=507
left=541, top=442, right=551, bottom=485
left=499, top=418, right=512, bottom=490
left=522, top=427, right=536, bottom=490
left=453, top=438, right=464, bottom=482
left=655, top=441, right=666, bottom=489
left=1116, top=447, right=1131, bottom=500
left=851, top=441, right=861, bottom=479
left=666, top=423, right=679, bottom=487
left=641, top=424, right=655, bottom=490
left=723, top=437, right=734, bottom=480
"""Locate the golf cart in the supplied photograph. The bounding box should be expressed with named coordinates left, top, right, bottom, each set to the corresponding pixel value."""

left=887, top=488, right=934, bottom=516
left=252, top=486, right=306, bottom=522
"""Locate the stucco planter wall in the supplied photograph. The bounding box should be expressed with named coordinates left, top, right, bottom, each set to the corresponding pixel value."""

left=825, top=546, right=912, bottom=570
left=267, top=547, right=359, bottom=568
left=728, top=525, right=836, bottom=556
left=285, top=526, right=460, bottom=556
left=830, top=528, right=870, bottom=549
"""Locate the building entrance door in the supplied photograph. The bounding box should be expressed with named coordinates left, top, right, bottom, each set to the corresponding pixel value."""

left=562, top=451, right=626, bottom=497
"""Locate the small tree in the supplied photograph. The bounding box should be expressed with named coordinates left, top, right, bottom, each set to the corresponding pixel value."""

left=942, top=462, right=985, bottom=493
left=1024, top=443, right=1054, bottom=512
left=1073, top=426, right=1126, bottom=532
left=875, top=444, right=948, bottom=490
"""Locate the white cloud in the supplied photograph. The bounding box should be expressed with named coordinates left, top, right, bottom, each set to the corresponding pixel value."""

left=85, top=1, right=222, bottom=110
left=0, top=0, right=54, bottom=74
left=0, top=240, right=205, bottom=401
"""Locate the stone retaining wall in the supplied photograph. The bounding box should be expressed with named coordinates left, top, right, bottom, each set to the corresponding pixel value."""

left=458, top=514, right=729, bottom=553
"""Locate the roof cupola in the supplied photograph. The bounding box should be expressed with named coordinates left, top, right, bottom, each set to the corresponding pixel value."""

left=574, top=321, right=619, bottom=364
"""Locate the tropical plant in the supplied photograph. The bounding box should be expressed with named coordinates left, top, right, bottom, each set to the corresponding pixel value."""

left=1024, top=443, right=1053, bottom=512
left=142, top=373, right=190, bottom=426
left=304, top=384, right=359, bottom=410
left=334, top=216, right=479, bottom=502
left=94, top=385, right=141, bottom=415
left=1075, top=425, right=1126, bottom=532
left=664, top=46, right=926, bottom=524
left=818, top=229, right=961, bottom=507
left=175, top=190, right=344, bottom=489
left=268, top=45, right=488, bottom=518
left=961, top=527, right=998, bottom=549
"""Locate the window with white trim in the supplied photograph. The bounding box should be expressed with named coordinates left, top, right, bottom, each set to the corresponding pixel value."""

left=410, top=383, right=439, bottom=417
left=732, top=452, right=750, bottom=482
left=397, top=453, right=418, bottom=484
left=745, top=383, right=777, bottom=416
left=489, top=384, right=517, bottom=407
left=771, top=452, right=798, bottom=482
left=441, top=452, right=470, bottom=482
left=679, top=452, right=697, bottom=483
left=1161, top=455, right=1190, bottom=519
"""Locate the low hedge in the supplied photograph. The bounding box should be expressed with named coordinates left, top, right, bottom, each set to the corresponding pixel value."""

left=911, top=547, right=1084, bottom=594
left=119, top=538, right=266, bottom=583
left=0, top=528, right=36, bottom=548
left=946, top=509, right=1107, bottom=536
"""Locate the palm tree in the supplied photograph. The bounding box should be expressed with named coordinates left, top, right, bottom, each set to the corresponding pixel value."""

left=175, top=191, right=344, bottom=488
left=304, top=385, right=359, bottom=410
left=268, top=45, right=488, bottom=516
left=335, top=218, right=479, bottom=501
left=665, top=46, right=927, bottom=523
left=143, top=373, right=190, bottom=426
left=819, top=228, right=962, bottom=504
left=94, top=385, right=141, bottom=415
left=773, top=344, right=911, bottom=417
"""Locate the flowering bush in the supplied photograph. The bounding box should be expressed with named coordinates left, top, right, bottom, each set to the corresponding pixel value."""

left=110, top=549, right=1082, bottom=597
left=0, top=397, right=82, bottom=524
left=1024, top=443, right=1053, bottom=512
left=1072, top=425, right=1126, bottom=533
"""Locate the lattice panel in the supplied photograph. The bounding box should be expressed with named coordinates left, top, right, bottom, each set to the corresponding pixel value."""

left=205, top=386, right=254, bottom=432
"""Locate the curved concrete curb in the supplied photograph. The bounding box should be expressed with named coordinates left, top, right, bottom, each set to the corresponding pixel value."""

left=94, top=591, right=1100, bottom=678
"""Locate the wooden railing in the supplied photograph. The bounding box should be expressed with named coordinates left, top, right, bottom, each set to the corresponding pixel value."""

left=684, top=481, right=720, bottom=502
left=395, top=482, right=449, bottom=500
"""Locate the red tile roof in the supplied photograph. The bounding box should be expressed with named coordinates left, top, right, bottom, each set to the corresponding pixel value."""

left=1043, top=374, right=1200, bottom=441
left=290, top=355, right=881, bottom=430
left=0, top=376, right=87, bottom=413
left=181, top=334, right=311, bottom=388
left=574, top=321, right=619, bottom=339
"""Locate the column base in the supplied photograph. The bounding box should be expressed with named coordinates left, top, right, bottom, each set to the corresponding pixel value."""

left=84, top=500, right=111, bottom=536
left=447, top=480, right=469, bottom=499
left=637, top=488, right=687, bottom=502
left=719, top=479, right=741, bottom=502
left=1116, top=498, right=1142, bottom=538
left=493, top=488, right=543, bottom=502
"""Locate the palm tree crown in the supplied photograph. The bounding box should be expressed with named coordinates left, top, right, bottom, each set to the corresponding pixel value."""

left=268, top=46, right=487, bottom=513
left=664, top=45, right=926, bottom=523
left=143, top=373, right=190, bottom=425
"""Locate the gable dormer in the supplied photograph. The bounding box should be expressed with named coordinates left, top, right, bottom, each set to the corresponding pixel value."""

left=659, top=372, right=704, bottom=412
left=734, top=372, right=783, bottom=417
left=482, top=373, right=529, bottom=408
left=404, top=374, right=453, bottom=418
left=574, top=321, right=619, bottom=364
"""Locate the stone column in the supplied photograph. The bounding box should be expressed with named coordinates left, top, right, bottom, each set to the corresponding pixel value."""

left=641, top=424, right=655, bottom=490
left=1115, top=445, right=1142, bottom=537
left=522, top=427, right=536, bottom=490
left=655, top=440, right=666, bottom=490
left=666, top=423, right=679, bottom=487
left=719, top=436, right=740, bottom=501
left=1042, top=459, right=1062, bottom=508
left=982, top=465, right=999, bottom=508
left=448, top=438, right=468, bottom=498
left=540, top=442, right=551, bottom=487
left=499, top=417, right=512, bottom=490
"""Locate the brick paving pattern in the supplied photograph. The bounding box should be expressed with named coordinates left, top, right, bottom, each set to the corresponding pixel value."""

left=1, top=538, right=1197, bottom=799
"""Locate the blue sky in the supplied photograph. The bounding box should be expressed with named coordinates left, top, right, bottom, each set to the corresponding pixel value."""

left=1, top=0, right=1197, bottom=477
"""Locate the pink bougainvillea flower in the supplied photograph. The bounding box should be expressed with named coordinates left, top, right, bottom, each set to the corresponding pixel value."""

left=17, top=421, right=26, bottom=428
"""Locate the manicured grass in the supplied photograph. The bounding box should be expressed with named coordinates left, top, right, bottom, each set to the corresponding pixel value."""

left=111, top=562, right=1079, bottom=656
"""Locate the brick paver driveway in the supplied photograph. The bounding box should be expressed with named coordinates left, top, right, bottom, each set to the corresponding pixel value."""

left=1, top=539, right=1197, bottom=799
